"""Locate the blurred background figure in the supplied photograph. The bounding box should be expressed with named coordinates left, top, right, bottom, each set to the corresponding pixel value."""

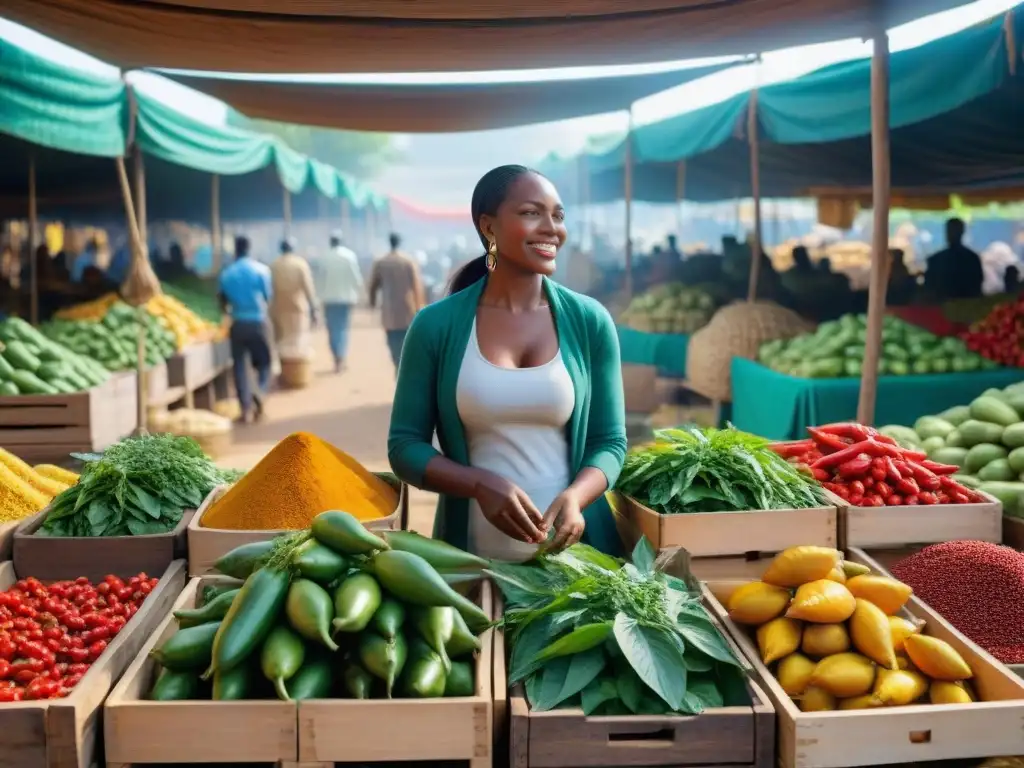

left=369, top=232, right=426, bottom=372
left=315, top=230, right=364, bottom=373
left=270, top=237, right=319, bottom=368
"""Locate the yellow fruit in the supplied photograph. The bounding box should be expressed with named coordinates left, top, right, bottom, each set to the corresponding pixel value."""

left=757, top=617, right=803, bottom=664
left=873, top=668, right=928, bottom=706
left=850, top=599, right=898, bottom=670
left=894, top=655, right=913, bottom=670
left=904, top=634, right=973, bottom=681
left=762, top=546, right=842, bottom=588
left=727, top=581, right=791, bottom=625
left=841, top=561, right=872, bottom=579
left=825, top=565, right=847, bottom=584
left=810, top=653, right=877, bottom=697
left=802, top=623, right=851, bottom=658
left=799, top=685, right=836, bottom=712
left=929, top=680, right=974, bottom=705
left=786, top=580, right=856, bottom=623
left=838, top=693, right=885, bottom=710
left=777, top=653, right=817, bottom=696
left=889, top=616, right=923, bottom=653
left=846, top=575, right=914, bottom=615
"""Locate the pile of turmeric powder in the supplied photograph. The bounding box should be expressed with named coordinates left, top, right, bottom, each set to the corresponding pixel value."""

left=200, top=432, right=398, bottom=530
left=0, top=448, right=79, bottom=523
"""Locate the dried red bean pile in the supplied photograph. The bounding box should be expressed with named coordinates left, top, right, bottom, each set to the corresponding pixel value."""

left=890, top=541, right=1024, bottom=664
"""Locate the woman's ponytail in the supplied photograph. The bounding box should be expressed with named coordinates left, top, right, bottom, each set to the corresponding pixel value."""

left=447, top=255, right=489, bottom=296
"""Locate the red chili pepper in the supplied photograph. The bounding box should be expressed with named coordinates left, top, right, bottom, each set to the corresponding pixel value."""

left=807, top=427, right=850, bottom=454
left=875, top=481, right=892, bottom=498
left=950, top=491, right=971, bottom=504
left=0, top=687, right=23, bottom=702
left=864, top=494, right=885, bottom=507
left=848, top=493, right=864, bottom=506
left=886, top=494, right=904, bottom=506
left=918, top=491, right=938, bottom=505
left=900, top=449, right=929, bottom=461
left=848, top=480, right=866, bottom=497
left=769, top=439, right=815, bottom=458
left=904, top=494, right=920, bottom=505
left=873, top=434, right=898, bottom=446
left=88, top=640, right=107, bottom=661
left=881, top=456, right=902, bottom=483
left=896, top=477, right=920, bottom=496
left=870, top=467, right=887, bottom=481
left=892, top=459, right=912, bottom=478
left=907, top=462, right=941, bottom=491
left=833, top=484, right=850, bottom=500
left=937, top=492, right=951, bottom=504
left=836, top=455, right=872, bottom=478
left=811, top=468, right=829, bottom=481
left=919, top=460, right=959, bottom=476
left=811, top=440, right=880, bottom=469
left=816, top=423, right=874, bottom=441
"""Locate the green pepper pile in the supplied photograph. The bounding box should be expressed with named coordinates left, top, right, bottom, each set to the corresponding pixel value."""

left=757, top=313, right=996, bottom=379
left=41, top=303, right=178, bottom=371
left=148, top=512, right=491, bottom=702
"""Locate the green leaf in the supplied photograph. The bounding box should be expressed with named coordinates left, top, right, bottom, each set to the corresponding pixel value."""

left=613, top=614, right=686, bottom=711
left=487, top=562, right=556, bottom=608
left=534, top=622, right=613, bottom=663
left=675, top=612, right=740, bottom=667
left=132, top=486, right=162, bottom=519
left=631, top=537, right=656, bottom=575
left=85, top=500, right=112, bottom=535
left=509, top=616, right=554, bottom=683
left=616, top=666, right=644, bottom=713
left=688, top=675, right=724, bottom=709
left=125, top=517, right=171, bottom=536
left=561, top=543, right=621, bottom=573
left=532, top=647, right=606, bottom=712
left=580, top=676, right=619, bottom=715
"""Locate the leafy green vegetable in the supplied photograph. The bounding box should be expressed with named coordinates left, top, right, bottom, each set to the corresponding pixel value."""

left=616, top=425, right=828, bottom=514
left=41, top=434, right=241, bottom=537
left=491, top=538, right=747, bottom=716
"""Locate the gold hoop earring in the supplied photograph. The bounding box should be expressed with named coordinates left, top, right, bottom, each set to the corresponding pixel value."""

left=485, top=240, right=498, bottom=271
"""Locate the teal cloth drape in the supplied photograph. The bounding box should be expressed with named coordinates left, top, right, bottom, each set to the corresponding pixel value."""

left=616, top=326, right=689, bottom=377
left=730, top=358, right=1024, bottom=440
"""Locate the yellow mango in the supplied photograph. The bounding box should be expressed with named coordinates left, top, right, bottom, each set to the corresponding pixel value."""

left=810, top=653, right=877, bottom=697
left=846, top=575, right=914, bottom=615
left=802, top=623, right=851, bottom=658
left=757, top=617, right=803, bottom=664
left=727, top=581, right=791, bottom=625
left=762, top=546, right=842, bottom=588
left=838, top=693, right=885, bottom=710
left=850, top=599, right=898, bottom=670
left=786, top=580, right=856, bottom=623
left=929, top=680, right=974, bottom=705
left=799, top=685, right=836, bottom=711
left=894, top=655, right=913, bottom=670
left=889, top=616, right=923, bottom=653
left=904, top=634, right=973, bottom=681
left=777, top=653, right=817, bottom=697
left=841, top=561, right=872, bottom=579
left=825, top=565, right=847, bottom=584
left=873, top=668, right=928, bottom=706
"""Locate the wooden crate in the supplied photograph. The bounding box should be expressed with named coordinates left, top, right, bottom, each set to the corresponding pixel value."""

left=0, top=559, right=185, bottom=768
left=703, top=548, right=1024, bottom=768
left=296, top=581, right=494, bottom=767
left=0, top=373, right=137, bottom=461
left=828, top=488, right=1002, bottom=549
left=1004, top=515, right=1024, bottom=550
left=502, top=591, right=775, bottom=768
left=611, top=490, right=837, bottom=557
left=187, top=475, right=408, bottom=577
left=104, top=575, right=299, bottom=767
left=13, top=507, right=194, bottom=583
left=167, top=343, right=217, bottom=392
left=622, top=363, right=661, bottom=414
left=0, top=520, right=18, bottom=561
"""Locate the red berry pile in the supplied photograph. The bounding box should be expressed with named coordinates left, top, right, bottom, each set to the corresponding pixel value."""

left=0, top=573, right=157, bottom=701
left=961, top=298, right=1024, bottom=367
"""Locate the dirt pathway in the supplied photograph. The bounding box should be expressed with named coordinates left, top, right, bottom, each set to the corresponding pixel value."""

left=217, top=308, right=438, bottom=533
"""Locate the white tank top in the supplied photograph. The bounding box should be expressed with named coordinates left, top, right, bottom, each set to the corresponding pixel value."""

left=456, top=320, right=575, bottom=561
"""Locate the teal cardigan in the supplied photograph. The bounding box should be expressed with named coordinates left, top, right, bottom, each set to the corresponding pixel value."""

left=387, top=277, right=628, bottom=555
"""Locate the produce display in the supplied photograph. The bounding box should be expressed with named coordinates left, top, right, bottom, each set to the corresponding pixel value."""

left=724, top=546, right=980, bottom=710
left=148, top=513, right=489, bottom=701
left=42, top=303, right=177, bottom=371
left=890, top=542, right=1024, bottom=664
left=877, top=384, right=1024, bottom=513
left=149, top=408, right=232, bottom=440
left=40, top=434, right=241, bottom=538
left=0, top=571, right=158, bottom=701
left=758, top=314, right=996, bottom=378
left=161, top=280, right=223, bottom=325
left=616, top=426, right=828, bottom=515
left=960, top=295, right=1024, bottom=367
left=200, top=432, right=397, bottom=531
left=769, top=422, right=983, bottom=507
left=55, top=292, right=220, bottom=351
left=619, top=283, right=717, bottom=334
left=0, top=318, right=110, bottom=395
left=493, top=538, right=747, bottom=715
left=0, top=448, right=79, bottom=523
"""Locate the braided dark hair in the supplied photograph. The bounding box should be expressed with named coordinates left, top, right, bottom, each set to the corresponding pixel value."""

left=448, top=164, right=536, bottom=296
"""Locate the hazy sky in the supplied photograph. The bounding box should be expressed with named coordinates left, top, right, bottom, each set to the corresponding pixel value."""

left=1, top=0, right=1019, bottom=206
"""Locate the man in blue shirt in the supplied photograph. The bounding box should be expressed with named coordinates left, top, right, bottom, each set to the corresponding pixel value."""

left=219, top=236, right=273, bottom=423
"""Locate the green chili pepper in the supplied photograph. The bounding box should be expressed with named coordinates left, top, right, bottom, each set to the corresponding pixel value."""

left=150, top=622, right=221, bottom=671
left=174, top=589, right=240, bottom=629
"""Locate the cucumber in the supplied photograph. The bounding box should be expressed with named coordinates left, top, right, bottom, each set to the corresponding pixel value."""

left=49, top=379, right=77, bottom=394
left=978, top=458, right=1015, bottom=482
left=969, top=396, right=1020, bottom=428
left=1003, top=423, right=1024, bottom=449
left=0, top=381, right=18, bottom=396
left=930, top=447, right=968, bottom=469
left=1005, top=393, right=1024, bottom=417
left=965, top=443, right=1009, bottom=474
left=0, top=353, right=13, bottom=379
left=957, top=419, right=1005, bottom=447
left=937, top=405, right=971, bottom=426
left=9, top=370, right=57, bottom=395
left=3, top=341, right=41, bottom=372
left=35, top=362, right=66, bottom=383
left=977, top=481, right=1024, bottom=515
left=914, top=416, right=955, bottom=441
left=944, top=429, right=964, bottom=448
left=1009, top=447, right=1024, bottom=474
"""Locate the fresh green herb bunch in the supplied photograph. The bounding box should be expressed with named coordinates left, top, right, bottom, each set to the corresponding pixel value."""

left=617, top=425, right=827, bottom=515
left=41, top=434, right=241, bottom=537
left=490, top=538, right=748, bottom=716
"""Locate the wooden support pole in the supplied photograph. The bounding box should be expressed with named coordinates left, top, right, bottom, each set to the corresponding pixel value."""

left=857, top=30, right=892, bottom=426
left=211, top=174, right=221, bottom=273
left=132, top=145, right=147, bottom=249
left=746, top=89, right=764, bottom=302
left=28, top=155, right=38, bottom=325
left=675, top=160, right=686, bottom=242
left=282, top=187, right=292, bottom=237
left=623, top=108, right=635, bottom=301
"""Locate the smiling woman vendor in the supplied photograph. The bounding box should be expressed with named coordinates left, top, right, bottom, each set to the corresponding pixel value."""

left=387, top=165, right=627, bottom=561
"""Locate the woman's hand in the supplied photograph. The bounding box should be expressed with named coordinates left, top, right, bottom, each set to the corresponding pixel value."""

left=541, top=489, right=585, bottom=552
left=472, top=470, right=547, bottom=543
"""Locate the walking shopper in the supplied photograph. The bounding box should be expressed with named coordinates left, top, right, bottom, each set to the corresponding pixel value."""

left=316, top=230, right=363, bottom=372
left=219, top=236, right=273, bottom=424
left=368, top=233, right=426, bottom=370
left=269, top=238, right=319, bottom=365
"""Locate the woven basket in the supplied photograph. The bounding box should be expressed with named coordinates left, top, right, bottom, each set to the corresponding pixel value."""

left=279, top=358, right=313, bottom=389
left=686, top=301, right=813, bottom=402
